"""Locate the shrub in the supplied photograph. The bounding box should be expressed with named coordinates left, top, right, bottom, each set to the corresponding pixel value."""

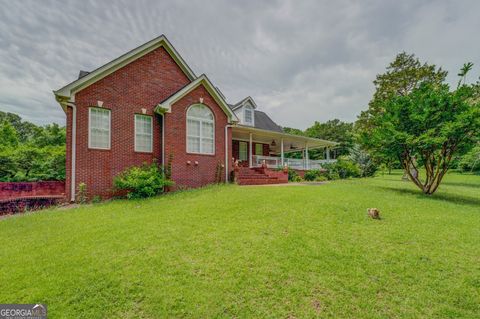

left=91, top=195, right=102, bottom=204
left=333, top=158, right=361, bottom=179
left=458, top=145, right=480, bottom=172
left=303, top=169, right=320, bottom=181
left=292, top=175, right=303, bottom=182
left=77, top=182, right=88, bottom=204
left=327, top=170, right=340, bottom=180
left=287, top=168, right=299, bottom=182
left=114, top=162, right=172, bottom=199
left=314, top=175, right=328, bottom=182
left=321, top=157, right=363, bottom=180
left=349, top=145, right=378, bottom=177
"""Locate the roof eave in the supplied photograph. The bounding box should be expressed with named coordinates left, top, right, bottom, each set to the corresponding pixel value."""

left=233, top=125, right=338, bottom=147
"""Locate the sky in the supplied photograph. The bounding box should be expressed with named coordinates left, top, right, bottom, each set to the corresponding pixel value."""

left=0, top=0, right=479, bottom=129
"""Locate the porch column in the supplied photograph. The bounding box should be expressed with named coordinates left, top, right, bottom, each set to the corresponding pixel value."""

left=280, top=138, right=284, bottom=166
left=249, top=132, right=253, bottom=168
left=302, top=148, right=305, bottom=170
left=326, top=147, right=331, bottom=162
left=305, top=143, right=309, bottom=170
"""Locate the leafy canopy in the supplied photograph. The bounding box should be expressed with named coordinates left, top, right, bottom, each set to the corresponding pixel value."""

left=0, top=111, right=66, bottom=182
left=357, top=53, right=480, bottom=194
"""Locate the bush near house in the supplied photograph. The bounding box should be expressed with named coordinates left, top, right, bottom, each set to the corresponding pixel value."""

left=114, top=162, right=172, bottom=199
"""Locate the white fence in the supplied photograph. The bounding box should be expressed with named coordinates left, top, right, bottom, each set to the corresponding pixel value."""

left=252, top=155, right=336, bottom=170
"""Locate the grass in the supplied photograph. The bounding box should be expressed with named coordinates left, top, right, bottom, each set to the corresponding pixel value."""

left=0, top=172, right=479, bottom=318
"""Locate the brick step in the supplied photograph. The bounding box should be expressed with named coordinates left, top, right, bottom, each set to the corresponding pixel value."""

left=236, top=167, right=288, bottom=185
left=238, top=168, right=266, bottom=172
left=238, top=171, right=267, bottom=176
left=238, top=175, right=277, bottom=179
left=237, top=178, right=284, bottom=185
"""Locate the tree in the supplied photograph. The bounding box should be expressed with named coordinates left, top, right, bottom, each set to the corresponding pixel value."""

left=305, top=119, right=354, bottom=157
left=283, top=127, right=305, bottom=136
left=32, top=123, right=66, bottom=147
left=282, top=120, right=354, bottom=160
left=0, top=111, right=66, bottom=182
left=0, top=111, right=37, bottom=143
left=0, top=121, right=19, bottom=148
left=356, top=52, right=448, bottom=157
left=358, top=64, right=479, bottom=194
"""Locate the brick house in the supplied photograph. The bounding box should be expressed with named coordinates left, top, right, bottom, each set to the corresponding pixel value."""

left=54, top=35, right=336, bottom=201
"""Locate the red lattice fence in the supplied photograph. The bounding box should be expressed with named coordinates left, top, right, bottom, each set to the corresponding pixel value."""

left=0, top=181, right=65, bottom=215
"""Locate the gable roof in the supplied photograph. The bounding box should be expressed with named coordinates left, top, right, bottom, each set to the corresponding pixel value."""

left=253, top=110, right=283, bottom=132
left=231, top=96, right=257, bottom=111
left=53, top=35, right=196, bottom=102
left=154, top=74, right=238, bottom=123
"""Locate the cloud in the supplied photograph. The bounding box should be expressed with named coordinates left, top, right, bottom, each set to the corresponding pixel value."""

left=0, top=0, right=479, bottom=128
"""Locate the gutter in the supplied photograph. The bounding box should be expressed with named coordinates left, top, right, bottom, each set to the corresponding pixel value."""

left=66, top=102, right=77, bottom=202
left=224, top=124, right=235, bottom=182
left=233, top=124, right=338, bottom=147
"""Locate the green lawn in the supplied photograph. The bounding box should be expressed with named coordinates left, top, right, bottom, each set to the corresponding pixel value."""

left=1, top=172, right=479, bottom=318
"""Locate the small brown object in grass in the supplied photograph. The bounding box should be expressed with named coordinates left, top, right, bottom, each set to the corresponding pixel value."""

left=367, top=208, right=381, bottom=219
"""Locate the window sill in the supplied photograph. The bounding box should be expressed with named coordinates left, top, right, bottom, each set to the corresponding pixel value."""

left=186, top=152, right=216, bottom=157
left=88, top=147, right=111, bottom=151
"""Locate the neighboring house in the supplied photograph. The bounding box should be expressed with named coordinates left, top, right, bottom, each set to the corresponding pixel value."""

left=54, top=35, right=336, bottom=201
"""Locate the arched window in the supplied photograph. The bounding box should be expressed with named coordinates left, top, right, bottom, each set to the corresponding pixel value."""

left=244, top=105, right=253, bottom=125
left=186, top=104, right=215, bottom=154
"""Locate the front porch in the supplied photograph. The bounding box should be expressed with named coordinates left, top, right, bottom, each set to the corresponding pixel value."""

left=231, top=125, right=337, bottom=171
left=252, top=155, right=334, bottom=170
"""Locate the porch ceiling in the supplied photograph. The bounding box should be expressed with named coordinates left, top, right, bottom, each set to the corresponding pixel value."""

left=232, top=125, right=337, bottom=153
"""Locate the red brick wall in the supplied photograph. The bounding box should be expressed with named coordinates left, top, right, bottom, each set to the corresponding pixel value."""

left=164, top=85, right=232, bottom=189
left=0, top=181, right=65, bottom=201
left=67, top=46, right=191, bottom=200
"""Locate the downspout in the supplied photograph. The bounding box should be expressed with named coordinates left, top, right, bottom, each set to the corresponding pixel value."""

left=225, top=124, right=234, bottom=182
left=161, top=114, right=165, bottom=169
left=66, top=102, right=77, bottom=202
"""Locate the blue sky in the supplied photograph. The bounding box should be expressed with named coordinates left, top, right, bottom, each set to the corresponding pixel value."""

left=1, top=0, right=479, bottom=128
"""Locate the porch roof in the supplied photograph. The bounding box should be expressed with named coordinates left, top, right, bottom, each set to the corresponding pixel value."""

left=232, top=125, right=337, bottom=153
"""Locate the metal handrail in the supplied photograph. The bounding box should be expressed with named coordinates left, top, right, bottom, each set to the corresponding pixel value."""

left=252, top=155, right=336, bottom=170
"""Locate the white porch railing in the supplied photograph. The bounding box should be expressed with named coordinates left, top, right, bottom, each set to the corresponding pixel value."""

left=252, top=155, right=336, bottom=170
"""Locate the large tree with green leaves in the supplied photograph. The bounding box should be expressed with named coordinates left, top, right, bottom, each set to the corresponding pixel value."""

left=305, top=119, right=354, bottom=157
left=357, top=53, right=480, bottom=194
left=0, top=110, right=66, bottom=182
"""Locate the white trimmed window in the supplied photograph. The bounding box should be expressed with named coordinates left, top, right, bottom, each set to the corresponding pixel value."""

left=187, top=104, right=214, bottom=154
left=89, top=107, right=111, bottom=149
left=135, top=114, right=153, bottom=152
left=244, top=106, right=253, bottom=125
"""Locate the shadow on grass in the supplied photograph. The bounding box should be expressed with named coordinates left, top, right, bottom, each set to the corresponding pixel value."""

left=375, top=185, right=480, bottom=207
left=440, top=181, right=480, bottom=189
